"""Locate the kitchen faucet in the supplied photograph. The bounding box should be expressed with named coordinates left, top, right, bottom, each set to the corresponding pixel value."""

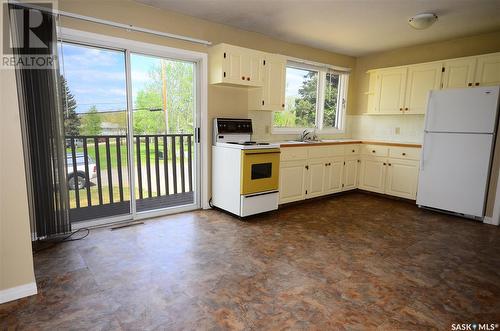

left=300, top=129, right=320, bottom=142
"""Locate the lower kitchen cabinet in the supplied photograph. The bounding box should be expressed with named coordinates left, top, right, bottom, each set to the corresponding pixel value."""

left=324, top=157, right=344, bottom=194
left=307, top=158, right=328, bottom=198
left=278, top=144, right=421, bottom=204
left=358, top=157, right=387, bottom=194
left=279, top=159, right=307, bottom=204
left=343, top=156, right=359, bottom=191
left=385, top=158, right=419, bottom=199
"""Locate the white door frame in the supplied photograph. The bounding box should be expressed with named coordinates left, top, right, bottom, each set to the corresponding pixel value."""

left=59, top=27, right=209, bottom=228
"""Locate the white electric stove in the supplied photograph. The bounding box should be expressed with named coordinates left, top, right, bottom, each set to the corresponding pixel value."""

left=212, top=118, right=280, bottom=217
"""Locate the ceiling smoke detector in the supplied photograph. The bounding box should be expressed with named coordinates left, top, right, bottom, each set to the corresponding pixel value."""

left=408, top=13, right=438, bottom=30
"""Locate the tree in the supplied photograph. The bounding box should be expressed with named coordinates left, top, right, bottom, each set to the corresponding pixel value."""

left=59, top=75, right=80, bottom=136
left=294, top=71, right=318, bottom=127
left=80, top=105, right=102, bottom=135
left=134, top=87, right=166, bottom=134
left=134, top=60, right=194, bottom=134
left=323, top=74, right=339, bottom=127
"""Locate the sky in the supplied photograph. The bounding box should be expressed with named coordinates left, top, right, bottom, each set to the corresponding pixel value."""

left=58, top=42, right=160, bottom=114
left=286, top=67, right=314, bottom=98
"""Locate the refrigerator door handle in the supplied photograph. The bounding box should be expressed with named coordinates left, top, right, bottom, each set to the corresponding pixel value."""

left=420, top=134, right=427, bottom=171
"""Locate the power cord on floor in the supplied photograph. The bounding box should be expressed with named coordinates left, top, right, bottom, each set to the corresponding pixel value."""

left=208, top=198, right=214, bottom=208
left=33, top=228, right=90, bottom=254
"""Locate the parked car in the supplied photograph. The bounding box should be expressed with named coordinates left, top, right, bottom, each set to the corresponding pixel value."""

left=66, top=153, right=97, bottom=190
left=65, top=138, right=83, bottom=148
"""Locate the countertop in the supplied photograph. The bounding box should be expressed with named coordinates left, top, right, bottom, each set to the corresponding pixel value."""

left=277, top=139, right=422, bottom=148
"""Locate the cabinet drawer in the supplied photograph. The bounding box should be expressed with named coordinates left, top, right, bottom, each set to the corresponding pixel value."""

left=344, top=144, right=360, bottom=155
left=330, top=145, right=345, bottom=156
left=361, top=145, right=389, bottom=157
left=308, top=146, right=331, bottom=159
left=280, top=147, right=308, bottom=161
left=389, top=147, right=421, bottom=160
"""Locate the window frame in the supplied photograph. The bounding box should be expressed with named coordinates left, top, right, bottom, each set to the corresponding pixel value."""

left=272, top=60, right=349, bottom=135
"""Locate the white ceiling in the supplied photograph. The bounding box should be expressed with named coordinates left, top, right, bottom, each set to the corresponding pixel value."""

left=136, top=0, right=500, bottom=56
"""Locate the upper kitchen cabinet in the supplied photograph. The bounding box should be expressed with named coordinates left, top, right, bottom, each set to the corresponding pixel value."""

left=404, top=63, right=442, bottom=114
left=442, top=57, right=476, bottom=89
left=364, top=52, right=500, bottom=114
left=474, top=53, right=500, bottom=87
left=209, top=43, right=264, bottom=87
left=368, top=64, right=440, bottom=115
left=248, top=54, right=287, bottom=111
left=375, top=67, right=408, bottom=114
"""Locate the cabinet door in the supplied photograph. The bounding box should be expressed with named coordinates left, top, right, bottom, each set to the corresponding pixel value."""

left=222, top=47, right=243, bottom=84
left=279, top=160, right=307, bottom=204
left=240, top=51, right=264, bottom=86
left=385, top=159, right=419, bottom=200
left=377, top=68, right=408, bottom=114
left=306, top=159, right=327, bottom=199
left=325, top=157, right=344, bottom=194
left=262, top=55, right=286, bottom=111
left=474, top=53, right=500, bottom=87
left=404, top=63, right=442, bottom=114
left=358, top=157, right=386, bottom=193
left=442, top=58, right=476, bottom=89
left=343, top=157, right=359, bottom=191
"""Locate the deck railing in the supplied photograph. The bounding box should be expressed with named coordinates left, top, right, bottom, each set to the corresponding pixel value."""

left=65, top=134, right=194, bottom=221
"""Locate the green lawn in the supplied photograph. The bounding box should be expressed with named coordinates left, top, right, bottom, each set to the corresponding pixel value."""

left=67, top=139, right=192, bottom=170
left=69, top=185, right=134, bottom=208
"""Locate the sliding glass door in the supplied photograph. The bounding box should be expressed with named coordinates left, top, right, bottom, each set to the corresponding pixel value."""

left=60, top=42, right=131, bottom=222
left=130, top=53, right=196, bottom=213
left=59, top=41, right=199, bottom=224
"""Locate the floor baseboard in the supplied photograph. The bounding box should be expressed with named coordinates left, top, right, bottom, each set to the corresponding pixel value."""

left=0, top=282, right=37, bottom=304
left=483, top=217, right=499, bottom=226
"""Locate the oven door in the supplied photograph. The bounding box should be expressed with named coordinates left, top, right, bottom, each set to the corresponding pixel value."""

left=241, top=149, right=280, bottom=195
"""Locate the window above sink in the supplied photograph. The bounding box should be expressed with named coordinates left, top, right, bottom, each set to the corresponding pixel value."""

left=273, top=59, right=350, bottom=135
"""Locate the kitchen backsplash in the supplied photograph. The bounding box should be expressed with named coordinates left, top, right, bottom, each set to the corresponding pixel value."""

left=348, top=115, right=425, bottom=143
left=248, top=111, right=425, bottom=143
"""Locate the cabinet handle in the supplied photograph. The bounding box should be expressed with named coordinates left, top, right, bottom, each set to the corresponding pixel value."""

left=247, top=77, right=250, bottom=81
left=241, top=76, right=245, bottom=80
left=388, top=163, right=392, bottom=166
left=402, top=152, right=406, bottom=156
left=305, top=165, right=309, bottom=170
left=352, top=149, right=355, bottom=153
left=475, top=82, right=480, bottom=86
left=468, top=83, right=472, bottom=87
left=383, top=163, right=387, bottom=165
left=372, top=150, right=376, bottom=153
left=399, top=108, right=403, bottom=111
left=405, top=107, right=409, bottom=111
left=325, top=163, right=329, bottom=166
left=282, top=104, right=285, bottom=108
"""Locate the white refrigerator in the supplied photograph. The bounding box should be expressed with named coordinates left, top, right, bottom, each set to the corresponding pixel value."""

left=417, top=86, right=500, bottom=219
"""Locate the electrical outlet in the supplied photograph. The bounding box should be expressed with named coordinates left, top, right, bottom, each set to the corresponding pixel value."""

left=395, top=127, right=401, bottom=135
